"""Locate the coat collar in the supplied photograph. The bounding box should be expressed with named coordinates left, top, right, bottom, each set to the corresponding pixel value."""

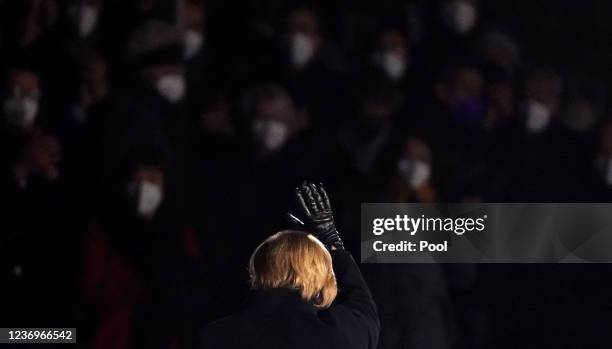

left=245, top=288, right=318, bottom=315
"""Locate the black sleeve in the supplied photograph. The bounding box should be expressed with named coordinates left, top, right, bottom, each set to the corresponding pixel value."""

left=320, top=249, right=380, bottom=349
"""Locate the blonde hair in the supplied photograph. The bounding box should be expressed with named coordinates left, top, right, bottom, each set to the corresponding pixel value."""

left=249, top=230, right=338, bottom=309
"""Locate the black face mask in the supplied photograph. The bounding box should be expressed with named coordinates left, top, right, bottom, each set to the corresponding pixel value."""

left=453, top=97, right=484, bottom=123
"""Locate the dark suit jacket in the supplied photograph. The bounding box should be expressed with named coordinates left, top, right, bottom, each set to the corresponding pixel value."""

left=200, top=249, right=380, bottom=349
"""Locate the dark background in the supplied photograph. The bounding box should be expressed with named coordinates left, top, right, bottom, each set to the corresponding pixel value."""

left=1, top=0, right=612, bottom=348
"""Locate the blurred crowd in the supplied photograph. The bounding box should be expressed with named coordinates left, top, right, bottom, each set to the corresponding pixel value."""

left=1, top=0, right=611, bottom=348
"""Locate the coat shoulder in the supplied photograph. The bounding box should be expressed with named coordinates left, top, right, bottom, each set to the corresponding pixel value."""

left=200, top=314, right=245, bottom=346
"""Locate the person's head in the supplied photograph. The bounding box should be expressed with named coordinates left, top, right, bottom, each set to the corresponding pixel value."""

left=434, top=64, right=484, bottom=122
left=356, top=76, right=400, bottom=128
left=124, top=150, right=168, bottom=220
left=249, top=231, right=337, bottom=309
left=4, top=0, right=58, bottom=47
left=485, top=75, right=516, bottom=125
left=2, top=68, right=41, bottom=129
left=285, top=7, right=320, bottom=69
left=480, top=31, right=520, bottom=74
left=78, top=49, right=108, bottom=108
left=127, top=20, right=186, bottom=103
left=247, top=84, right=301, bottom=153
left=525, top=67, right=563, bottom=111
left=561, top=97, right=597, bottom=134
left=374, top=28, right=411, bottom=81
left=182, top=0, right=206, bottom=59
left=523, top=66, right=563, bottom=133
left=440, top=0, right=479, bottom=35
left=67, top=0, right=103, bottom=39
left=396, top=136, right=432, bottom=190
left=558, top=77, right=603, bottom=134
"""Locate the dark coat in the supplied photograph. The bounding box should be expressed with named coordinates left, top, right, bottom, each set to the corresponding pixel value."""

left=200, top=249, right=380, bottom=349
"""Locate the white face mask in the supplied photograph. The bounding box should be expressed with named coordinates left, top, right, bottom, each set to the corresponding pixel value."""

left=3, top=95, right=39, bottom=128
left=380, top=50, right=406, bottom=81
left=78, top=5, right=99, bottom=38
left=155, top=74, right=186, bottom=103
left=253, top=119, right=289, bottom=151
left=136, top=181, right=163, bottom=219
left=290, top=33, right=315, bottom=69
left=398, top=158, right=431, bottom=189
left=445, top=0, right=477, bottom=35
left=526, top=99, right=551, bottom=133
left=184, top=29, right=204, bottom=59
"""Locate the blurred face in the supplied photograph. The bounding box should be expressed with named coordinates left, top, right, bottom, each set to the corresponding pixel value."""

left=80, top=52, right=108, bottom=106
left=437, top=67, right=484, bottom=123
left=525, top=73, right=562, bottom=111
left=363, top=97, right=393, bottom=122
left=451, top=67, right=483, bottom=103
left=377, top=30, right=410, bottom=80
left=3, top=70, right=41, bottom=128
left=287, top=8, right=319, bottom=40
left=397, top=137, right=432, bottom=189
left=128, top=165, right=165, bottom=219
left=132, top=166, right=164, bottom=187
left=442, top=0, right=478, bottom=35
left=482, top=33, right=519, bottom=72
left=252, top=93, right=295, bottom=152
left=563, top=99, right=596, bottom=133
left=69, top=0, right=103, bottom=38
left=184, top=1, right=205, bottom=32
left=524, top=71, right=562, bottom=133
left=286, top=8, right=320, bottom=69
left=183, top=1, right=206, bottom=59
left=486, top=81, right=515, bottom=121
left=17, top=0, right=58, bottom=46
left=381, top=30, right=408, bottom=57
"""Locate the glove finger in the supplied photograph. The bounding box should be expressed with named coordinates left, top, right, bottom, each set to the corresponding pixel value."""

left=309, top=182, right=325, bottom=211
left=302, top=183, right=318, bottom=212
left=295, top=188, right=311, bottom=216
left=318, top=183, right=331, bottom=210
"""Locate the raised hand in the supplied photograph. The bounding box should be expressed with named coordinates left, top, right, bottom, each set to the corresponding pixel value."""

left=294, top=181, right=344, bottom=250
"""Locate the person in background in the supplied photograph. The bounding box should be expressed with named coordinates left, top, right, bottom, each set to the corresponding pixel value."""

left=419, top=64, right=489, bottom=201
left=362, top=133, right=463, bottom=349
left=0, top=0, right=59, bottom=56
left=281, top=6, right=349, bottom=129
left=236, top=83, right=309, bottom=260
left=366, top=25, right=428, bottom=112
left=82, top=148, right=207, bottom=349
left=0, top=66, right=75, bottom=327
left=338, top=77, right=401, bottom=179
left=63, top=0, right=105, bottom=42
left=422, top=0, right=481, bottom=71
left=245, top=84, right=307, bottom=160
left=0, top=66, right=60, bottom=192
left=479, top=31, right=521, bottom=77
left=55, top=49, right=110, bottom=170
left=383, top=136, right=436, bottom=203
left=372, top=27, right=412, bottom=85
left=589, top=119, right=612, bottom=201
left=182, top=0, right=219, bottom=113
left=99, top=19, right=188, bottom=199
left=508, top=66, right=582, bottom=201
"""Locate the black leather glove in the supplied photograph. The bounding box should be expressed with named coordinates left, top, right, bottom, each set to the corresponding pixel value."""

left=293, top=181, right=344, bottom=250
